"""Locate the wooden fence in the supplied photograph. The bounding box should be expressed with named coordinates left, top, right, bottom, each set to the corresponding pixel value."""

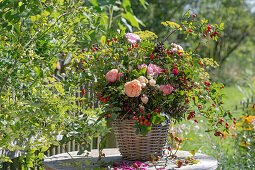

left=235, top=95, right=254, bottom=111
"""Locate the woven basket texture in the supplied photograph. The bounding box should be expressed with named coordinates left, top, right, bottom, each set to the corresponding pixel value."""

left=113, top=119, right=169, bottom=161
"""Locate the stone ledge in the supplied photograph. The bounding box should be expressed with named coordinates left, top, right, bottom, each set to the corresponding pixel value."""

left=44, top=148, right=217, bottom=170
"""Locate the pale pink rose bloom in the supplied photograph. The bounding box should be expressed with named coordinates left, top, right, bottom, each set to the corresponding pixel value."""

left=147, top=64, right=163, bottom=77
left=138, top=64, right=147, bottom=70
left=160, top=84, right=174, bottom=96
left=106, top=69, right=119, bottom=83
left=124, top=80, right=142, bottom=97
left=171, top=43, right=183, bottom=52
left=141, top=95, right=149, bottom=104
left=141, top=83, right=146, bottom=88
left=137, top=76, right=148, bottom=84
left=149, top=79, right=156, bottom=86
left=125, top=33, right=141, bottom=44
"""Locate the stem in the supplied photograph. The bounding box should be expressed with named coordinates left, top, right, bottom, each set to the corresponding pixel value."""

left=107, top=5, right=113, bottom=35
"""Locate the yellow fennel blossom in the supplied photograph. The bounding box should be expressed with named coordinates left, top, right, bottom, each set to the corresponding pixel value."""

left=161, top=21, right=182, bottom=31
left=134, top=30, right=158, bottom=40
left=200, top=58, right=219, bottom=68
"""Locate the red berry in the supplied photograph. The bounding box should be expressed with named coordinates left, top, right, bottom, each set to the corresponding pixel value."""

left=175, top=137, right=180, bottom=142
left=233, top=121, right=236, bottom=124
left=203, top=34, right=206, bottom=37
left=128, top=48, right=131, bottom=51
left=177, top=161, right=183, bottom=168
left=102, top=153, right=105, bottom=157
left=82, top=49, right=86, bottom=52
left=62, top=53, right=65, bottom=57
left=205, top=30, right=208, bottom=34
left=194, top=119, right=198, bottom=123
left=185, top=160, right=189, bottom=164
left=233, top=117, right=236, bottom=121
left=133, top=163, right=138, bottom=168
left=102, top=164, right=106, bottom=168
left=226, top=126, right=229, bottom=129
left=192, top=97, right=195, bottom=100
left=168, top=146, right=172, bottom=151
left=135, top=44, right=139, bottom=47
left=150, top=54, right=154, bottom=60
left=207, top=25, right=212, bottom=29
left=91, top=47, right=96, bottom=51
left=98, top=155, right=101, bottom=159
left=185, top=99, right=189, bottom=103
left=212, top=103, right=216, bottom=107
left=189, top=29, right=193, bottom=33
left=82, top=89, right=85, bottom=95
left=193, top=14, right=196, bottom=18
left=198, top=105, right=202, bottom=109
left=108, top=114, right=111, bottom=118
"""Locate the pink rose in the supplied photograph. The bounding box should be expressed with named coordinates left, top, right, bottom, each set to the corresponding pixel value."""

left=125, top=33, right=141, bottom=44
left=106, top=69, right=119, bottom=83
left=124, top=80, right=142, bottom=97
left=160, top=84, right=174, bottom=96
left=171, top=43, right=183, bottom=52
left=138, top=64, right=147, bottom=70
left=172, top=69, right=178, bottom=76
left=149, top=79, right=156, bottom=86
left=147, top=64, right=163, bottom=77
left=137, top=76, right=148, bottom=84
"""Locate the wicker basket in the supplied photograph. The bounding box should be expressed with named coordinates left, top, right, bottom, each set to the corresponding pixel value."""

left=112, top=119, right=169, bottom=161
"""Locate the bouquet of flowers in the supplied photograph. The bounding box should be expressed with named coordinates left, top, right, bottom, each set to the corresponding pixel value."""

left=86, top=13, right=232, bottom=136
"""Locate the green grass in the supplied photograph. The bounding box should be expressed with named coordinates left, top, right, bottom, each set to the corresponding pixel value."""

left=221, top=86, right=254, bottom=114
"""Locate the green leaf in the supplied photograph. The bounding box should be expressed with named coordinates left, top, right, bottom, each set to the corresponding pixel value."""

left=121, top=12, right=139, bottom=28
left=89, top=0, right=99, bottom=6
left=41, top=147, right=48, bottom=152
left=113, top=107, right=121, bottom=111
left=31, top=16, right=36, bottom=22
left=122, top=0, right=131, bottom=12
left=139, top=0, right=147, bottom=9
left=151, top=112, right=165, bottom=124
left=101, top=36, right=106, bottom=46
left=138, top=67, right=146, bottom=76
left=41, top=10, right=50, bottom=17
left=14, top=24, right=20, bottom=35
left=38, top=153, right=44, bottom=160
left=50, top=124, right=55, bottom=131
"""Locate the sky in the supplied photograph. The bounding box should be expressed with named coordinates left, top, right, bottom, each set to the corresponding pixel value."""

left=246, top=0, right=255, bottom=13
